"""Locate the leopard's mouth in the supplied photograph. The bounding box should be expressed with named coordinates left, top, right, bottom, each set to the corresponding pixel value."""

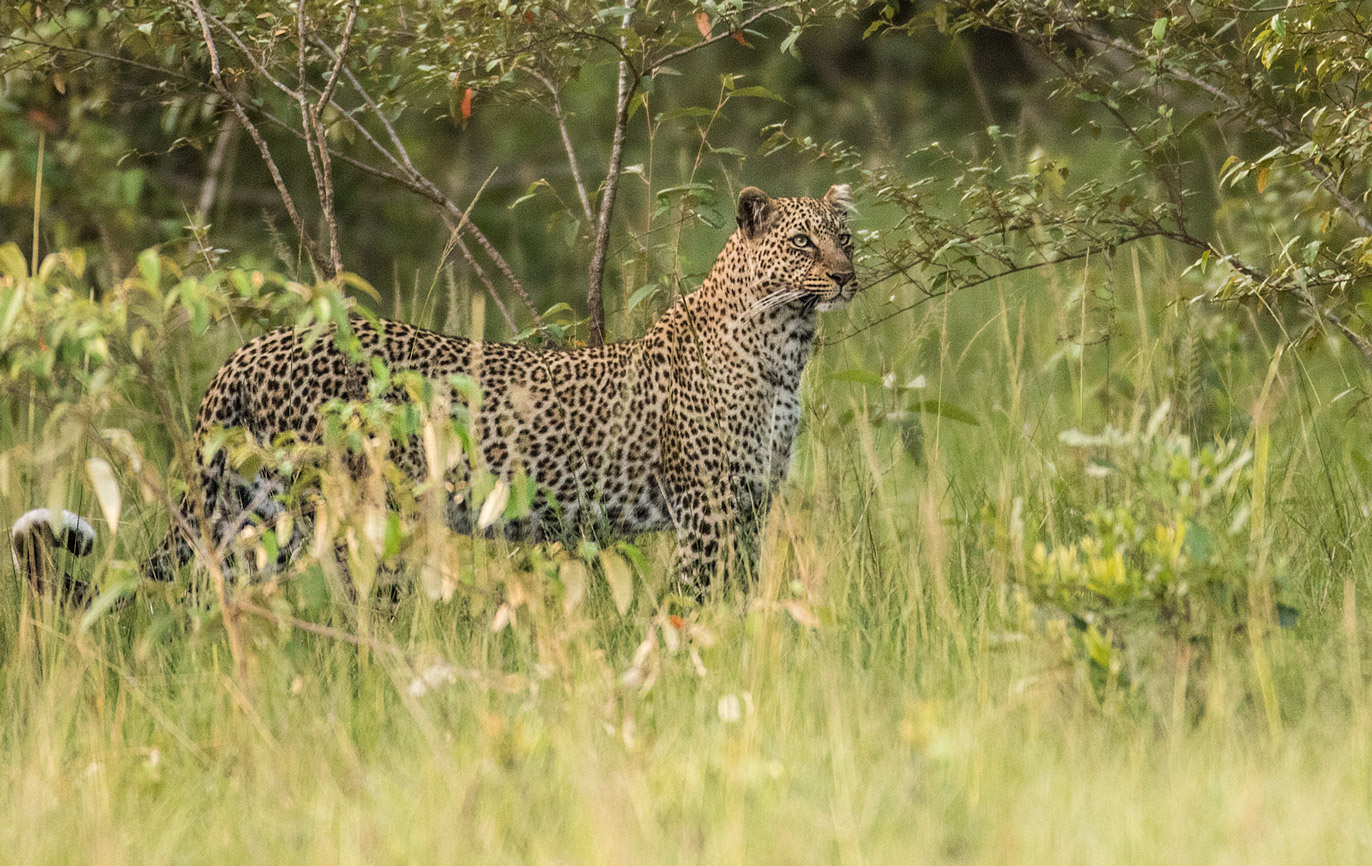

left=812, top=284, right=858, bottom=312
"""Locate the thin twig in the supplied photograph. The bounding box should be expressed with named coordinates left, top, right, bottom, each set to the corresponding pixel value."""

left=253, top=99, right=542, bottom=331
left=316, top=0, right=358, bottom=114
left=523, top=66, right=594, bottom=222
left=0, top=33, right=201, bottom=84
left=838, top=229, right=1166, bottom=342
left=1156, top=229, right=1372, bottom=370
left=234, top=600, right=408, bottom=658
left=31, top=130, right=42, bottom=277
left=453, top=235, right=519, bottom=334
left=309, top=0, right=359, bottom=279
left=194, top=111, right=240, bottom=222
left=578, top=3, right=790, bottom=345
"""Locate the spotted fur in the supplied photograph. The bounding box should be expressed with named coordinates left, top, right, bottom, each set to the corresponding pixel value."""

left=28, top=185, right=857, bottom=594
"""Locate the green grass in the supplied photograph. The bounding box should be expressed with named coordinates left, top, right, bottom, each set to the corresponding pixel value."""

left=3, top=250, right=1372, bottom=864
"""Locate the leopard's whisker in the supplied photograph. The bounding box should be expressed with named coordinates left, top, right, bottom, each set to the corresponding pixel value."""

left=744, top=289, right=807, bottom=320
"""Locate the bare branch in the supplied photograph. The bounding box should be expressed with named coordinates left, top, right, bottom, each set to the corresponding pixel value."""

left=319, top=44, right=541, bottom=324
left=586, top=5, right=640, bottom=346
left=296, top=1, right=340, bottom=277
left=316, top=0, right=359, bottom=114
left=183, top=0, right=329, bottom=277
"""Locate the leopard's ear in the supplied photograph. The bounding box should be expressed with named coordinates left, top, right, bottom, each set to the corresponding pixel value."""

left=736, top=187, right=775, bottom=239
left=823, top=184, right=853, bottom=212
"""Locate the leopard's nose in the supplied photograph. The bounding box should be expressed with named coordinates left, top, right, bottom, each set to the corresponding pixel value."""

left=832, top=270, right=856, bottom=289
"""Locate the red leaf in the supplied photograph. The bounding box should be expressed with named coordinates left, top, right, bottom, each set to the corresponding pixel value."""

left=524, top=8, right=534, bottom=25
left=668, top=615, right=685, bottom=630
left=461, top=87, right=474, bottom=120
left=25, top=109, right=58, bottom=135
left=695, top=11, right=710, bottom=38
left=732, top=30, right=748, bottom=46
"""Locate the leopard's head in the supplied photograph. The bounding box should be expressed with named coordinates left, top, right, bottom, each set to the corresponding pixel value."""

left=735, top=184, right=857, bottom=311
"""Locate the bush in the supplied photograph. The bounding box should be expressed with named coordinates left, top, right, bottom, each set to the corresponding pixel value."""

left=996, top=405, right=1291, bottom=703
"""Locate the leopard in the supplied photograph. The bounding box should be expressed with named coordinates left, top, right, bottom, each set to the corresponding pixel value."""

left=12, top=184, right=857, bottom=598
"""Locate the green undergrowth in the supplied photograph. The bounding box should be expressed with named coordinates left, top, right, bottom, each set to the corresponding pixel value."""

left=3, top=243, right=1372, bottom=864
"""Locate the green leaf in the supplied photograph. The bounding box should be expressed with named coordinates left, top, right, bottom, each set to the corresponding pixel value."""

left=655, top=183, right=714, bottom=201
left=0, top=243, right=26, bottom=280
left=728, top=85, right=787, bottom=104
left=80, top=577, right=138, bottom=631
left=1151, top=16, right=1168, bottom=42
left=383, top=512, right=403, bottom=558
left=0, top=286, right=24, bottom=339
left=1182, top=520, right=1213, bottom=564
left=137, top=249, right=161, bottom=287
left=504, top=472, right=537, bottom=520
left=626, top=283, right=659, bottom=313
left=616, top=541, right=650, bottom=578
left=1083, top=625, right=1115, bottom=671
left=913, top=399, right=980, bottom=426
left=696, top=204, right=727, bottom=228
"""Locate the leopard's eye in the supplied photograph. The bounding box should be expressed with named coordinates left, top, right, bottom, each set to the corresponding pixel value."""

left=791, top=235, right=813, bottom=249
left=838, top=233, right=852, bottom=247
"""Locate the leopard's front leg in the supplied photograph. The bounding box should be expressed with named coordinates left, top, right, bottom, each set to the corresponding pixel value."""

left=672, top=486, right=727, bottom=595
left=663, top=417, right=732, bottom=593
left=669, top=474, right=769, bottom=595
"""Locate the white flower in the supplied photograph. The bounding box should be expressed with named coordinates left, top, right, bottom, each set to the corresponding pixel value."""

left=408, top=659, right=459, bottom=697
left=717, top=694, right=742, bottom=723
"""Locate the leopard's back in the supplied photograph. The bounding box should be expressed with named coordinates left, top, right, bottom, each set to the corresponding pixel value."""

left=195, top=318, right=674, bottom=536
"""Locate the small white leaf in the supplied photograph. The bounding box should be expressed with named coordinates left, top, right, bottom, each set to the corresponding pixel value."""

left=601, top=552, right=634, bottom=615
left=490, top=602, right=513, bottom=633
left=477, top=480, right=510, bottom=531
left=85, top=458, right=120, bottom=536
left=560, top=559, right=589, bottom=613
left=717, top=694, right=742, bottom=723
left=783, top=600, right=820, bottom=628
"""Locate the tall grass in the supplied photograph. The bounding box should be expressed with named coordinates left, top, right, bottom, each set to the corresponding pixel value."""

left=1, top=237, right=1371, bottom=864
